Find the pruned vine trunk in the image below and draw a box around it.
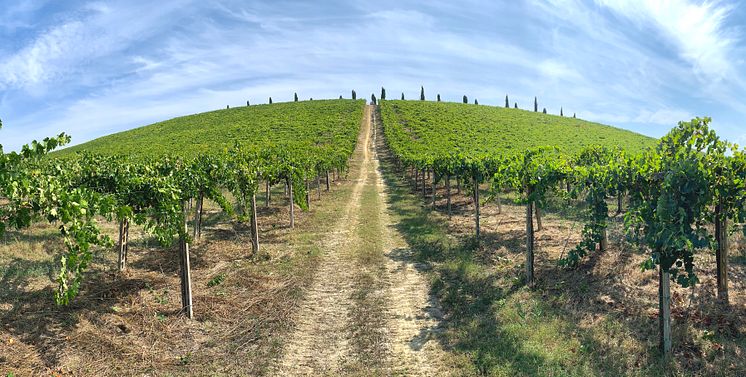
[251,193,259,255]
[305,180,311,209]
[180,202,194,319]
[659,265,672,360]
[534,205,543,231]
[316,175,321,199]
[288,178,295,229]
[325,171,330,191]
[599,228,608,252]
[715,201,729,304]
[474,176,480,240]
[446,174,452,217]
[617,193,623,214]
[421,169,426,199]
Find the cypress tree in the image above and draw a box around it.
[437,94,441,102]
[294,92,298,102]
[542,108,547,114]
[310,98,313,101]
[371,93,377,105]
[560,107,564,116]
[514,102,518,109]
[339,95,343,99]
[246,100,250,106]
[463,95,468,104]
[420,86,425,101]
[401,92,405,100]
[534,97,538,112]
[269,97,273,104]
[505,95,509,108]
[474,98,478,105]
[573,113,576,118]
[352,90,357,100]
[381,87,386,100]
[227,105,230,109]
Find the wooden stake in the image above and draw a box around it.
[251,193,259,255]
[526,196,535,288]
[446,174,452,217]
[193,192,203,241]
[325,171,330,191]
[265,180,271,207]
[474,176,481,240]
[659,265,672,360]
[316,175,321,200]
[180,202,194,319]
[431,170,437,209]
[716,201,729,304]
[534,205,543,231]
[289,179,295,228]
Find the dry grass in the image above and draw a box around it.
[0,179,353,376]
[385,160,746,376]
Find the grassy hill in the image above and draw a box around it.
[379,100,656,156]
[57,99,366,158]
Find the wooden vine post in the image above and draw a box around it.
[474,175,481,240]
[715,200,729,303]
[117,218,130,272]
[431,171,437,209]
[534,205,543,231]
[326,171,331,191]
[421,169,426,199]
[193,192,203,241]
[317,175,321,199]
[446,174,452,217]
[526,188,535,288]
[180,201,194,319]
[288,178,295,228]
[265,180,271,207]
[251,193,259,254]
[658,263,672,359]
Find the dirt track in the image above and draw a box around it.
[275,105,447,375]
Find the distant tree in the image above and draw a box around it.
[534,97,538,112]
[514,102,518,109]
[463,95,468,104]
[437,94,441,102]
[371,93,377,105]
[505,95,509,108]
[474,98,478,105]
[420,86,425,101]
[542,108,547,114]
[269,97,273,104]
[339,95,343,99]
[401,92,405,100]
[560,107,564,116]
[246,100,250,106]
[294,92,298,102]
[573,113,576,118]
[227,105,230,109]
[352,90,357,100]
[310,98,313,100]
[381,87,386,100]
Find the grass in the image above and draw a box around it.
[0,175,357,375]
[55,99,366,158]
[380,100,656,156]
[377,124,745,376]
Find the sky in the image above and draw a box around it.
[0,0,745,151]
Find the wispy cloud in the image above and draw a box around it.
[0,0,744,151]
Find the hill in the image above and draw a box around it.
[379,100,656,157]
[57,99,366,158]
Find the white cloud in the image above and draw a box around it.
[596,0,737,81]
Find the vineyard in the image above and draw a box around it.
[1,96,745,375]
[378,100,746,374]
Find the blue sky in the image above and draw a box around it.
[1,0,745,151]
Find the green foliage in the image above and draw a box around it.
[625,118,721,287]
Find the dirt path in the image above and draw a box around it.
[275,105,447,376]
